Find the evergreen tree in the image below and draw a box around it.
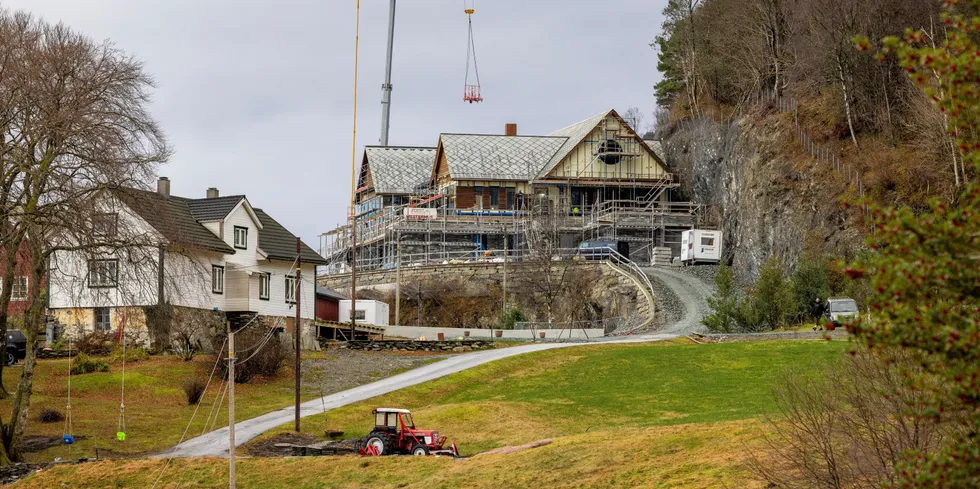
[703,262,739,332]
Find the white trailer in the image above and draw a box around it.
[339,300,390,326]
[680,229,722,265]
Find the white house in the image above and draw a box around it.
[48,177,327,347]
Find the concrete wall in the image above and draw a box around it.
[382,325,604,340]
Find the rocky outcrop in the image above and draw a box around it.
[661,112,863,283]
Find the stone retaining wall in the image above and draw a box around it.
[339,339,496,353]
[318,261,651,324]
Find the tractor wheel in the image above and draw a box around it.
[363,433,392,456]
[5,351,14,366]
[411,444,429,456]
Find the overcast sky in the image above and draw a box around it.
[8,0,668,249]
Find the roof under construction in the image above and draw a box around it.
[362,146,437,195]
[438,133,567,181]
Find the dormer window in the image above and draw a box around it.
[233,226,248,249]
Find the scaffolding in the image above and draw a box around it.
[320,116,711,273]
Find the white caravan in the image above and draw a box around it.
[680,229,722,265]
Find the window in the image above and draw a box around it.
[88,259,118,288]
[700,237,715,246]
[353,310,366,320]
[92,213,118,238]
[285,275,296,303]
[259,272,270,300]
[506,188,515,209]
[9,277,28,301]
[212,266,224,294]
[489,186,499,207]
[473,186,483,209]
[94,307,111,332]
[233,226,248,249]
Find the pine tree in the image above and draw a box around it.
[703,262,739,332]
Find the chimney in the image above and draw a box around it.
[207,187,219,199]
[157,177,170,198]
[505,123,517,136]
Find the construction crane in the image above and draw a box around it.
[378,1,484,146]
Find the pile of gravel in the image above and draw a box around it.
[675,264,719,285]
[648,275,684,330]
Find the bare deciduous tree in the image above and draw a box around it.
[0,10,169,463]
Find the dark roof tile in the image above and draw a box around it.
[253,209,327,265]
[113,189,236,254]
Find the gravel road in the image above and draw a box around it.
[644,266,716,335]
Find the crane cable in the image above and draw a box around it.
[464,10,481,90]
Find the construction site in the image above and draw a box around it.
[319,110,707,274]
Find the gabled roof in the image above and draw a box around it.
[253,208,328,265]
[113,189,236,254]
[362,146,436,195]
[186,195,245,222]
[315,286,348,300]
[535,110,611,179]
[437,134,567,181]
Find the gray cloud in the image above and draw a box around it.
[6,0,667,246]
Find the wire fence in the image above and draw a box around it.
[515,317,625,336]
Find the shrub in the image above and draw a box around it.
[788,254,832,324]
[108,346,150,364]
[746,257,795,331]
[183,378,206,405]
[703,263,740,333]
[38,408,65,423]
[213,327,290,384]
[498,308,527,330]
[74,330,113,354]
[70,353,109,375]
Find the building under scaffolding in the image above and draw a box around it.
[320,109,706,273]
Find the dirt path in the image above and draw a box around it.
[643,266,715,335]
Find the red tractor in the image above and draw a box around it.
[358,408,458,457]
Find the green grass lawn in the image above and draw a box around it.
[256,339,848,455]
[15,339,849,489]
[0,355,323,462]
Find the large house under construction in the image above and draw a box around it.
[320,109,700,272]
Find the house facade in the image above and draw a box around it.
[48,178,326,346]
[1,242,37,317]
[320,109,697,271]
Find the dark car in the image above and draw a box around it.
[6,330,26,366]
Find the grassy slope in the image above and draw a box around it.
[0,355,322,461]
[14,339,848,488]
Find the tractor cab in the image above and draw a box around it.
[374,408,414,433]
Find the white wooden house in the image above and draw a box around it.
[48,177,326,346]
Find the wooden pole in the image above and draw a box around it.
[348,0,361,342]
[295,237,302,432]
[227,323,236,489]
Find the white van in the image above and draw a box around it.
[680,229,722,265]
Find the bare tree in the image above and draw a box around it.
[0,10,169,463]
[623,107,646,135]
[751,349,961,488]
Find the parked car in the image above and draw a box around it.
[6,330,26,366]
[826,297,859,327]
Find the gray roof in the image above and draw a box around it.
[536,110,610,178]
[439,134,568,181]
[643,139,665,162]
[315,286,348,300]
[253,208,328,265]
[364,146,436,194]
[114,189,236,254]
[186,195,246,222]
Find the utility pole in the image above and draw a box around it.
[227,322,236,489]
[395,232,400,325]
[348,0,361,342]
[294,237,302,433]
[379,0,397,146]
